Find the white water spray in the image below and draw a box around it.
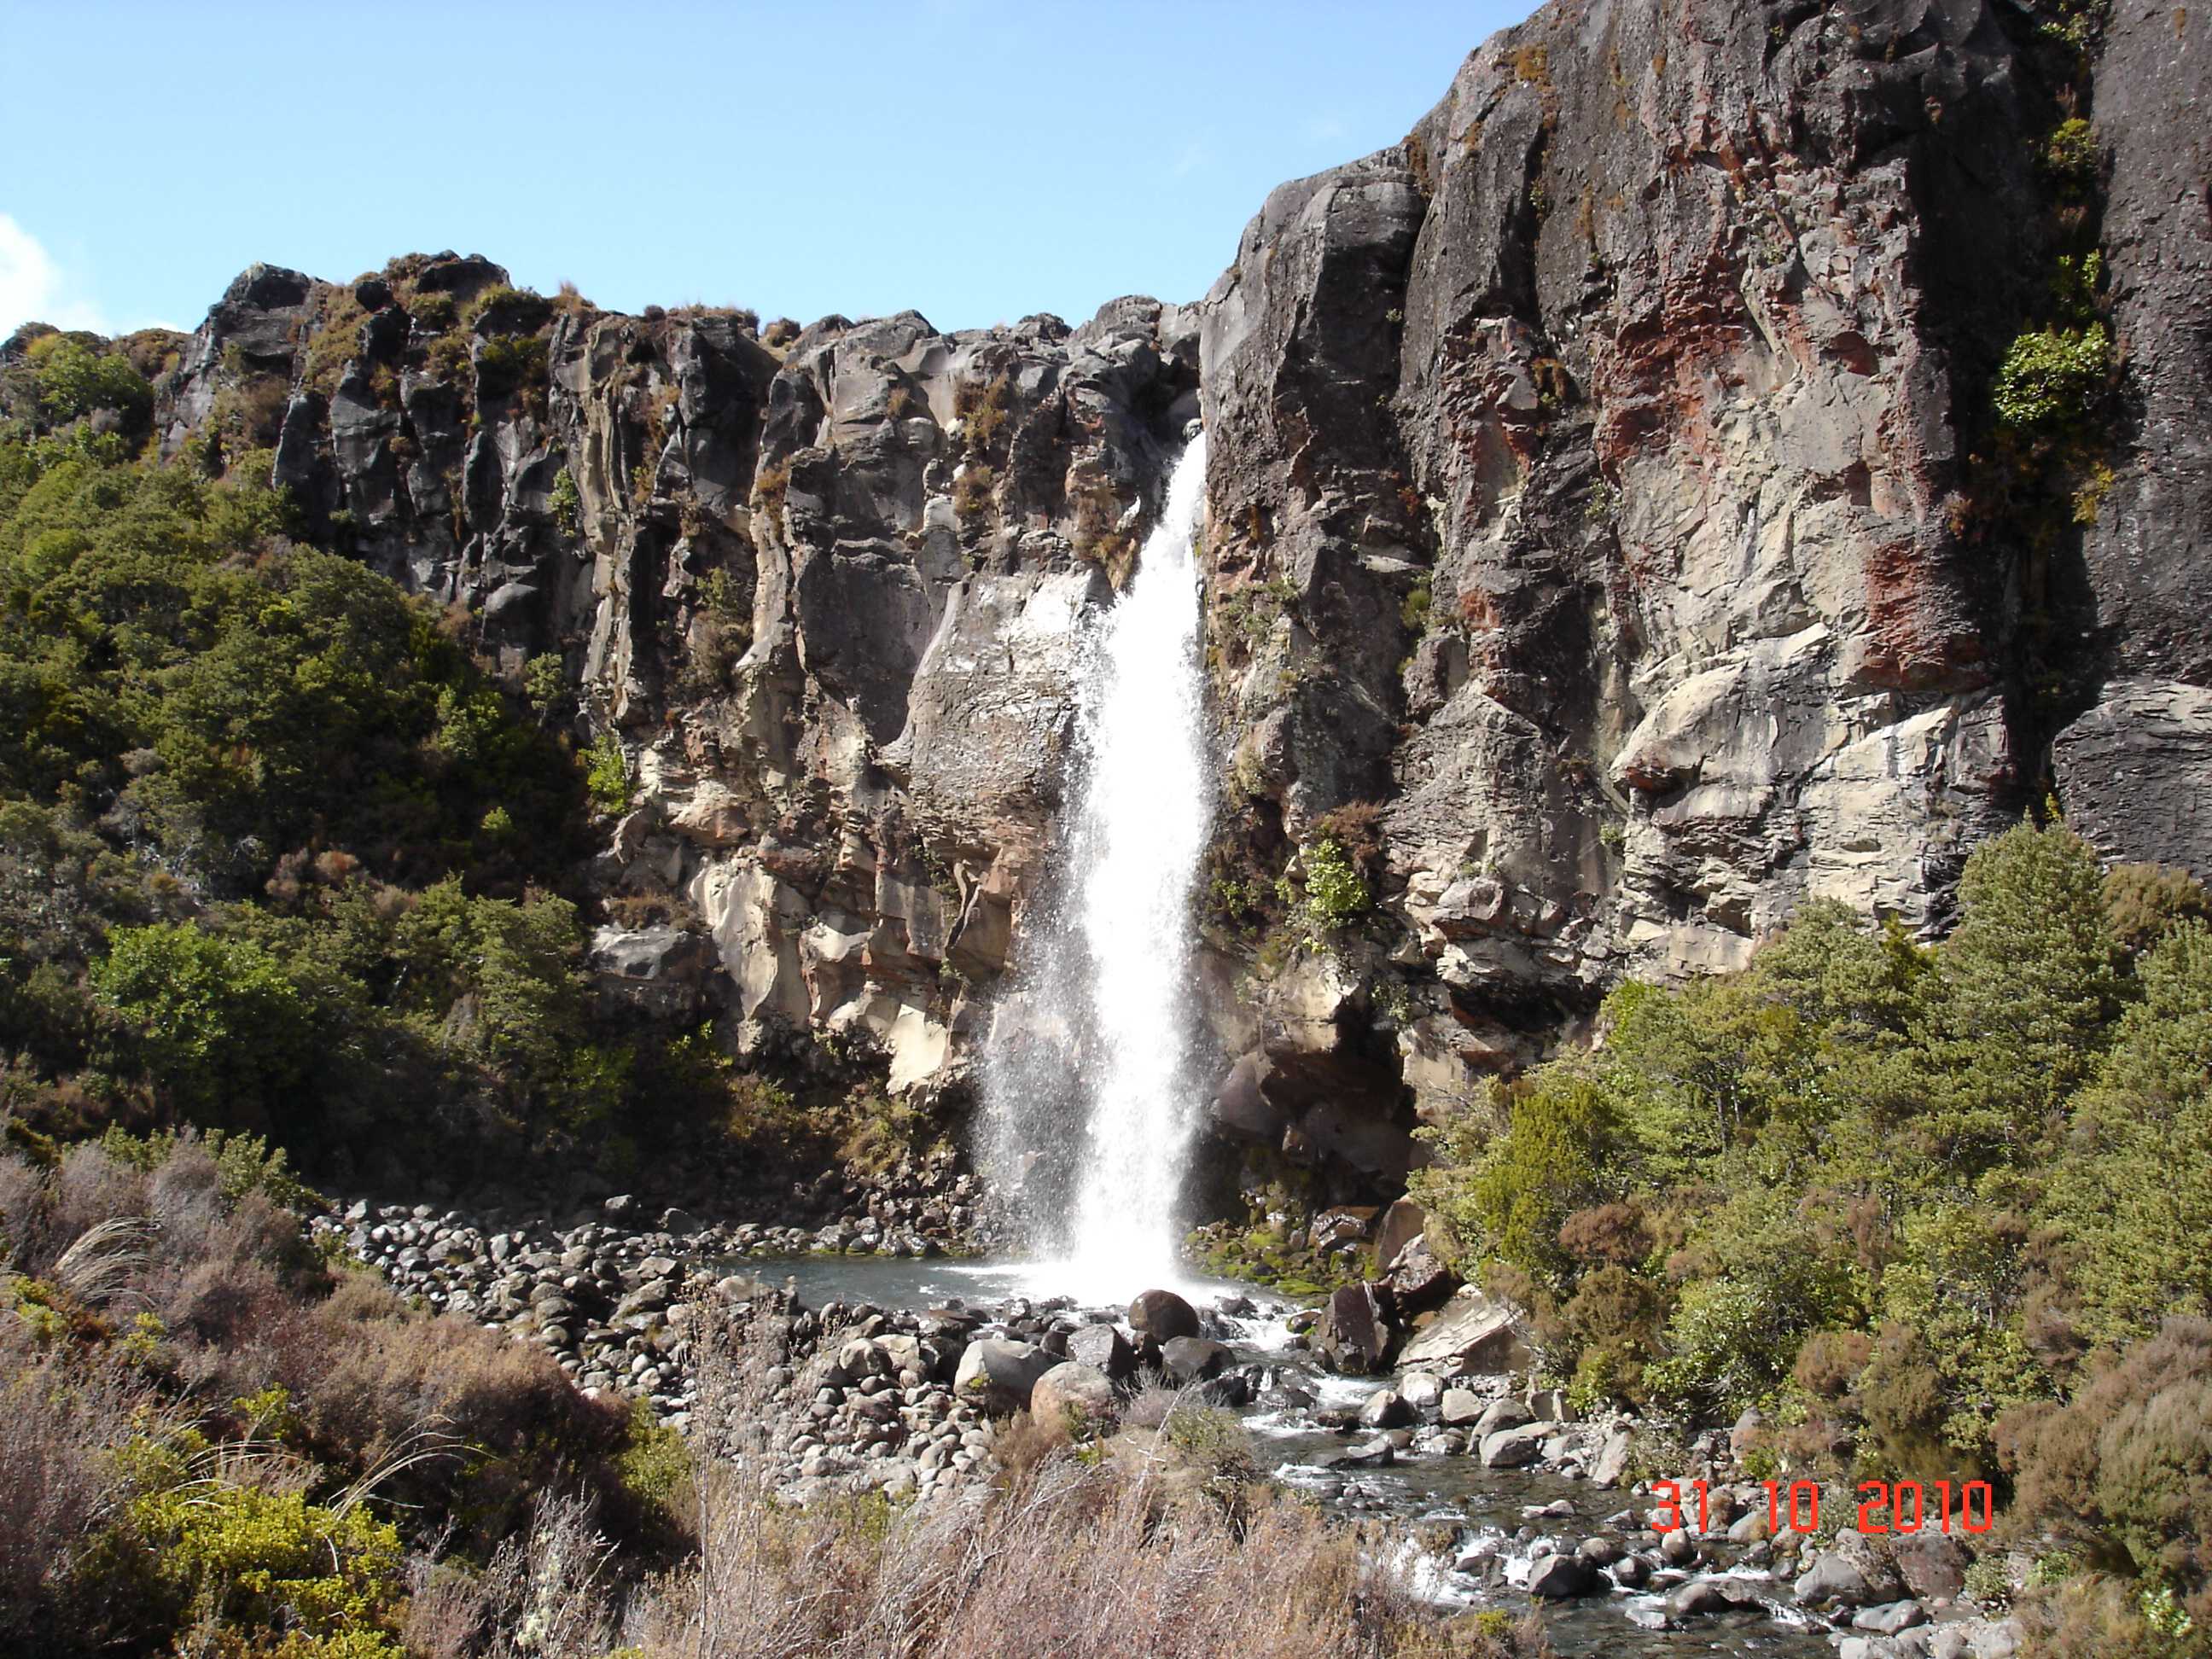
[981,434,1214,1303]
[1064,432,1212,1291]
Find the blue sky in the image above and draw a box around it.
[1,1,1533,339]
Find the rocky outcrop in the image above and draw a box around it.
[2051,0,2212,871]
[115,0,2212,1201]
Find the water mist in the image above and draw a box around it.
[981,434,1213,1302]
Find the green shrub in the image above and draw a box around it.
[476,332,549,405]
[26,334,153,430]
[407,290,457,331]
[2046,923,2212,1348]
[583,731,631,812]
[550,464,581,535]
[1415,1075,1620,1288]
[108,1479,407,1654]
[2041,118,2100,193]
[92,925,318,1130]
[2103,864,2210,957]
[617,1399,696,1524]
[96,1125,323,1212]
[1400,579,1432,631]
[1299,837,1370,929]
[1994,324,2110,430]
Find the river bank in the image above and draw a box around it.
[324,1200,2030,1659]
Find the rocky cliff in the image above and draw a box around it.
[47,0,2209,1207]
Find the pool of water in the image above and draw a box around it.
[738,1254,1839,1658]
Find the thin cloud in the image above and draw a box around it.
[0,216,177,338]
[1305,114,1348,144]
[1170,136,1214,179]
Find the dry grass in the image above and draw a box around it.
[607,1336,1474,1659]
[0,1139,1546,1659]
[622,1452,1431,1659]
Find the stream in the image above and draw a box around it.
[748,1254,1840,1658]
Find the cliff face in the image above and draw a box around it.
[105,0,2209,1200]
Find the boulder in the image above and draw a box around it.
[1589,1428,1633,1487]
[1796,1552,1874,1609]
[1399,1370,1443,1409]
[1394,1289,1526,1373]
[1890,1529,1969,1603]
[1479,1428,1541,1468]
[1161,1336,1232,1385]
[1670,1579,1733,1617]
[1371,1196,1427,1275]
[1029,1361,1118,1433]
[1066,1322,1137,1381]
[1126,1289,1201,1344]
[952,1338,1054,1415]
[1729,1406,1765,1458]
[1526,1553,1599,1598]
[1326,1435,1395,1469]
[1854,1601,1929,1636]
[1309,1204,1382,1252]
[1313,1282,1392,1373]
[1358,1389,1414,1429]
[1380,1235,1460,1314]
[1472,1397,1533,1436]
[1437,1387,1487,1428]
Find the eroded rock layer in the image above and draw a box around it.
[79,0,2212,1196]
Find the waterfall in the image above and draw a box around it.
[981,433,1213,1302]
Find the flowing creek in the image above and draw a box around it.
[748,1254,1839,1659]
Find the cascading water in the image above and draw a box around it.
[981,432,1213,1302]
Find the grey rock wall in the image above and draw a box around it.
[113,0,2211,1199]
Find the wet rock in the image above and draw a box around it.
[1478,1428,1540,1468]
[1161,1336,1232,1385]
[1309,1205,1381,1252]
[1313,1283,1391,1374]
[1380,1235,1459,1314]
[1357,1389,1413,1429]
[1126,1289,1201,1344]
[1669,1579,1730,1617]
[1399,1371,1443,1410]
[1526,1553,1599,1598]
[1325,1435,1395,1469]
[1437,1387,1486,1428]
[1796,1552,1873,1608]
[1854,1600,1929,1635]
[1471,1397,1532,1436]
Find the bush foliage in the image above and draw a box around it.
[1412,822,2212,1615]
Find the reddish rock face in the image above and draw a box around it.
[77,0,2207,1195]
